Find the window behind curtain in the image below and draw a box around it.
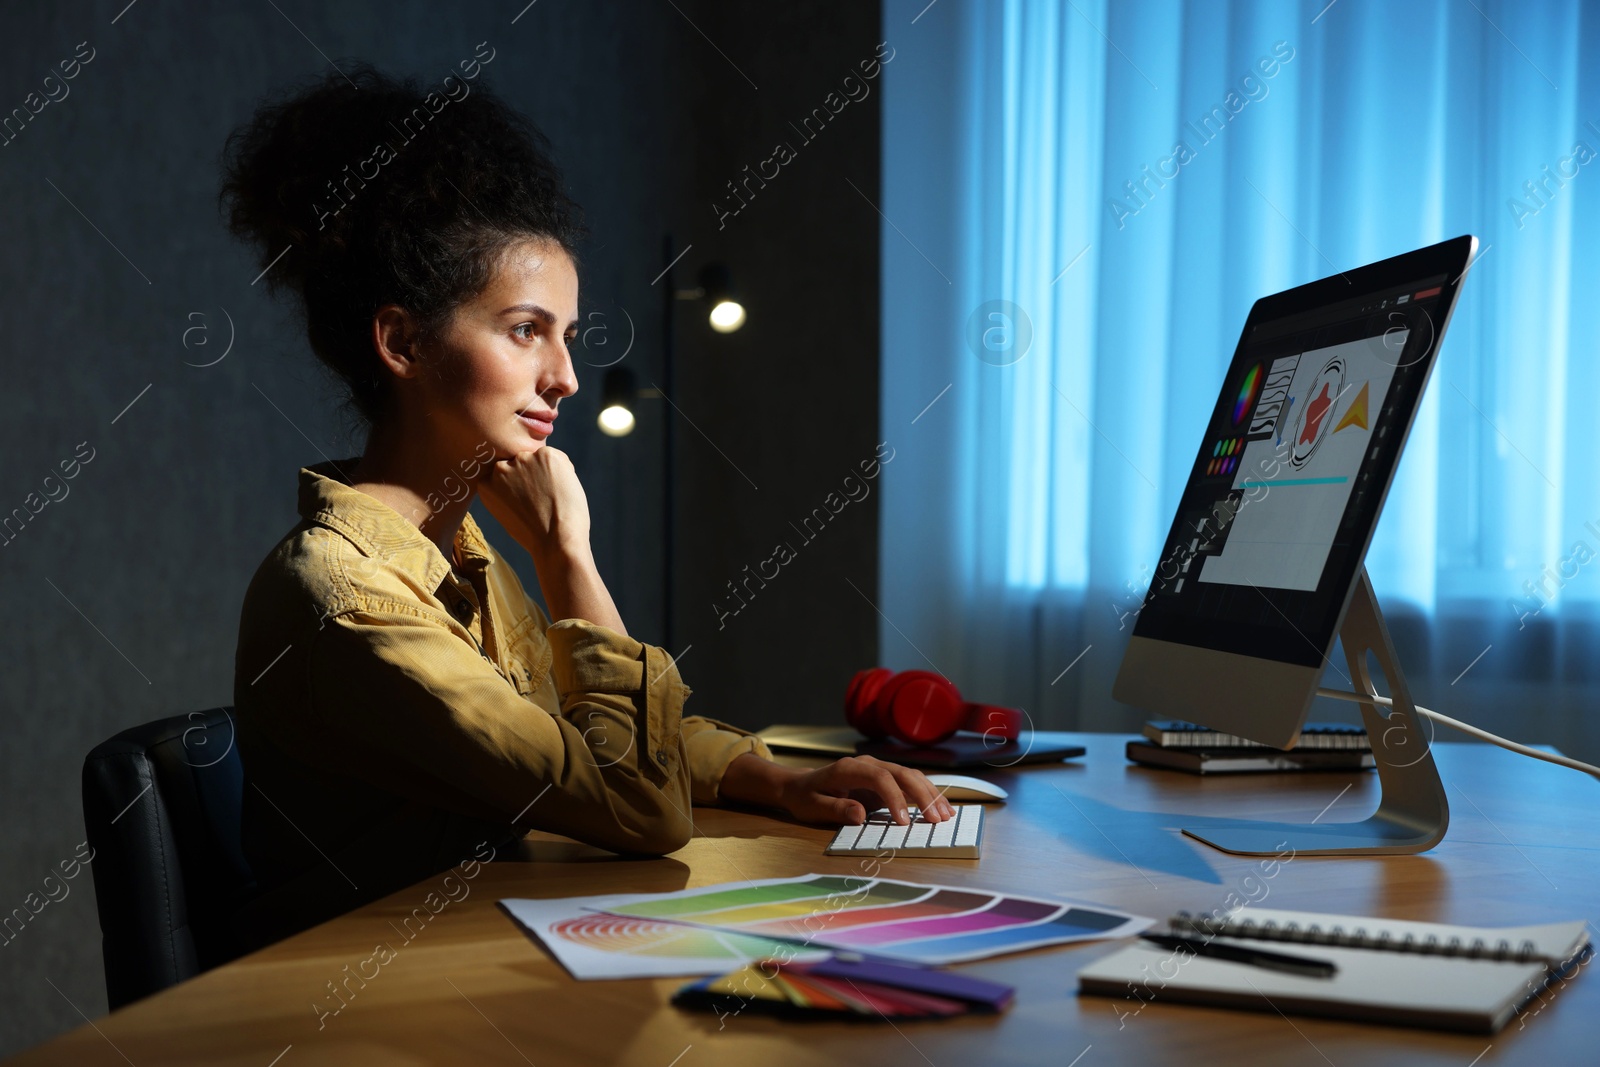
[880,0,1600,761]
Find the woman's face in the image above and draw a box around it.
[421,237,580,461]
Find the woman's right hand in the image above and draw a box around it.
[774,755,956,826]
[477,447,592,559]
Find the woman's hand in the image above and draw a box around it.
[477,447,592,559]
[720,753,957,826]
[478,448,625,634]
[781,756,957,826]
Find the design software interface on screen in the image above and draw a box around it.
[1131,274,1450,668]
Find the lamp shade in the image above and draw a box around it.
[599,366,637,437]
[699,263,746,333]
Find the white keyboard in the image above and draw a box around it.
[824,804,985,858]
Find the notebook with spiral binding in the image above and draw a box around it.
[1078,906,1591,1034]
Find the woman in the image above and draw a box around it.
[220,64,951,942]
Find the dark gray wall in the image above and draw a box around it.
[673,3,883,730]
[0,1,880,1057]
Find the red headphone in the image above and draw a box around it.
[844,668,1025,746]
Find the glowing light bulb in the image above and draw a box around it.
[708,300,747,333]
[598,404,636,437]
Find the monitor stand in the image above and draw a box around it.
[1181,567,1449,857]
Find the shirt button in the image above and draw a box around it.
[655,752,668,766]
[454,600,472,619]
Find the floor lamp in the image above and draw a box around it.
[599,235,743,651]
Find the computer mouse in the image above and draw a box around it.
[924,773,1009,803]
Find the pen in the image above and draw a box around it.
[1139,933,1338,978]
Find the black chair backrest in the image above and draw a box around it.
[81,708,257,1009]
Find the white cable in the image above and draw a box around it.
[1313,686,1600,780]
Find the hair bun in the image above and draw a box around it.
[220,62,383,291]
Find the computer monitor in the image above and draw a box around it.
[1112,235,1478,856]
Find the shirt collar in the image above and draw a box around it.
[298,456,494,594]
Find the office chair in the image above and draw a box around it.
[81,707,259,1010]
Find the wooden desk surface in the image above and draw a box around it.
[10,735,1599,1066]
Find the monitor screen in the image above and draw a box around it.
[1128,238,1474,669]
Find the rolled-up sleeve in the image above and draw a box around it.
[681,713,774,805]
[305,607,694,856]
[515,585,775,807]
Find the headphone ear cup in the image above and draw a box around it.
[879,670,964,745]
[867,669,916,738]
[964,703,1024,741]
[845,668,893,737]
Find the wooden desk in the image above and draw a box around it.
[10,735,1598,1065]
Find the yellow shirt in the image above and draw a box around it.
[232,457,772,940]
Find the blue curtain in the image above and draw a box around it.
[880,0,1600,761]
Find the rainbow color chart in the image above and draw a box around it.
[500,889,835,980]
[502,876,1148,979]
[601,875,1146,967]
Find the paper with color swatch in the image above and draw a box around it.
[498,890,833,980]
[501,874,1149,979]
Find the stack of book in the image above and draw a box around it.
[1127,720,1374,775]
[674,953,1015,1020]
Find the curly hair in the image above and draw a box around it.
[218,60,586,429]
